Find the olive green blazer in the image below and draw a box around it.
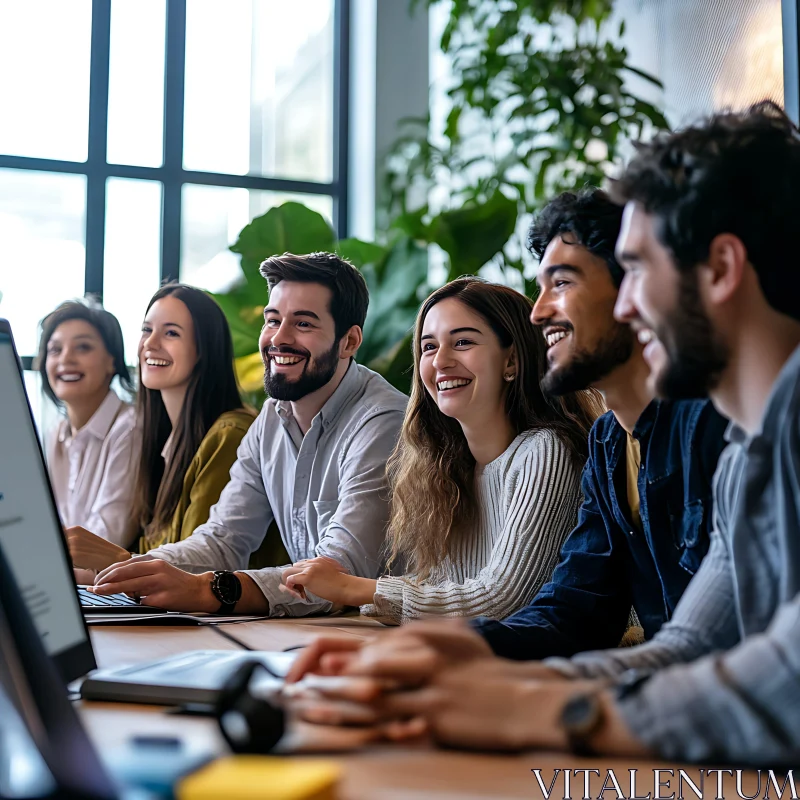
[139,409,255,552]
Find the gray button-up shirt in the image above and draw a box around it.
[147,361,407,616]
[546,342,800,765]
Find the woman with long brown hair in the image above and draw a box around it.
[280,276,604,622]
[66,283,255,572]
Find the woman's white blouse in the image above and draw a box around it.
[47,391,140,548]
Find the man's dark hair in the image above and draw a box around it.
[259,252,369,340]
[528,188,625,287]
[610,100,800,320]
[37,300,133,407]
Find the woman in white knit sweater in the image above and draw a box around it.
[280,277,603,622]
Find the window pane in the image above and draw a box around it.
[23,370,60,446]
[180,184,333,292]
[0,2,92,161]
[183,0,334,181]
[617,0,783,127]
[103,179,163,366]
[107,0,167,167]
[0,170,86,356]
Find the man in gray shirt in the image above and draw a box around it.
[284,103,800,765]
[89,253,407,616]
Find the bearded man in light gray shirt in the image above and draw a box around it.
[84,252,407,617]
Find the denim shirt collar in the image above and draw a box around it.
[632,398,660,441]
[595,399,659,446]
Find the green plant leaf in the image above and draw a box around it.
[207,288,264,360]
[230,202,336,296]
[391,207,430,240]
[623,64,665,89]
[445,105,462,141]
[428,190,517,279]
[335,238,387,270]
[359,237,428,365]
[367,331,415,395]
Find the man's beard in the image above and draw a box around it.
[541,322,635,396]
[263,343,340,401]
[653,271,728,400]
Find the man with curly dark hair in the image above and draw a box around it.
[472,187,728,659]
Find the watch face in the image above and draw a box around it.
[214,572,242,604]
[562,694,601,735]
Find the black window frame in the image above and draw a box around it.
[3,0,350,366]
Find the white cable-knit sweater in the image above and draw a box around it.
[364,428,583,623]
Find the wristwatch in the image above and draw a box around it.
[561,671,652,755]
[210,571,242,614]
[560,692,604,756]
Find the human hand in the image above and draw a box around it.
[290,658,580,751]
[285,619,571,733]
[381,668,650,756]
[65,525,131,571]
[91,557,218,612]
[285,619,499,726]
[287,618,494,685]
[285,637,365,683]
[378,660,579,751]
[280,557,375,606]
[74,567,98,585]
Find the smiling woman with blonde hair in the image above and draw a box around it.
[281,276,604,622]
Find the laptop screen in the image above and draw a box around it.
[0,325,94,679]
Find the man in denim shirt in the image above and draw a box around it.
[474,189,728,659]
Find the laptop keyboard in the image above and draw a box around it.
[77,587,140,607]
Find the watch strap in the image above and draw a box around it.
[216,599,237,615]
[561,691,604,756]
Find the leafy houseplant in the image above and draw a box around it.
[212,202,428,403]
[386,0,668,294]
[215,1,668,399]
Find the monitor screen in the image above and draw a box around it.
[0,540,117,800]
[0,323,95,680]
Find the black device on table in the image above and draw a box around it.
[0,537,212,799]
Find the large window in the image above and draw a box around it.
[0,0,349,365]
[614,0,784,127]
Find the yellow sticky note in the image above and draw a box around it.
[176,756,340,800]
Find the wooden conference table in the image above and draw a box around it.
[80,616,763,799]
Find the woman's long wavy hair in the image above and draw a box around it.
[131,284,245,537]
[386,277,604,581]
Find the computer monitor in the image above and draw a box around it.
[0,539,118,800]
[0,536,213,800]
[0,319,96,682]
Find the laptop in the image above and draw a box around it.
[0,318,167,619]
[0,318,295,703]
[0,539,211,799]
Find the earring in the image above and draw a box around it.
[504,373,515,382]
